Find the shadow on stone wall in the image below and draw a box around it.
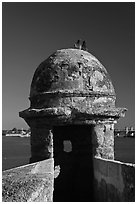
[93,157,135,202]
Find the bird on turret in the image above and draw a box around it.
[74,40,88,51]
[74,39,82,49]
[82,40,88,51]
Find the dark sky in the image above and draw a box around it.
[2,2,135,130]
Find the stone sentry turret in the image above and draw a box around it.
[20,45,126,178]
[19,42,127,201]
[19,41,126,163]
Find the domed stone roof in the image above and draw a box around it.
[19,48,127,124]
[30,49,115,98]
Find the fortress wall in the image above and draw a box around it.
[2,157,135,202]
[93,157,135,201]
[2,158,54,202]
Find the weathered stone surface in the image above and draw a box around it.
[30,49,115,99]
[93,157,135,202]
[29,126,53,163]
[19,107,126,125]
[122,162,135,201]
[2,159,54,202]
[27,48,118,118]
[92,123,114,159]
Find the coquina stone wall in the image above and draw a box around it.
[93,157,135,202]
[2,159,54,202]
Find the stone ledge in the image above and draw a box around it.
[2,159,54,202]
[19,106,127,120]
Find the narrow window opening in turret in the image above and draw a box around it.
[63,140,72,152]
